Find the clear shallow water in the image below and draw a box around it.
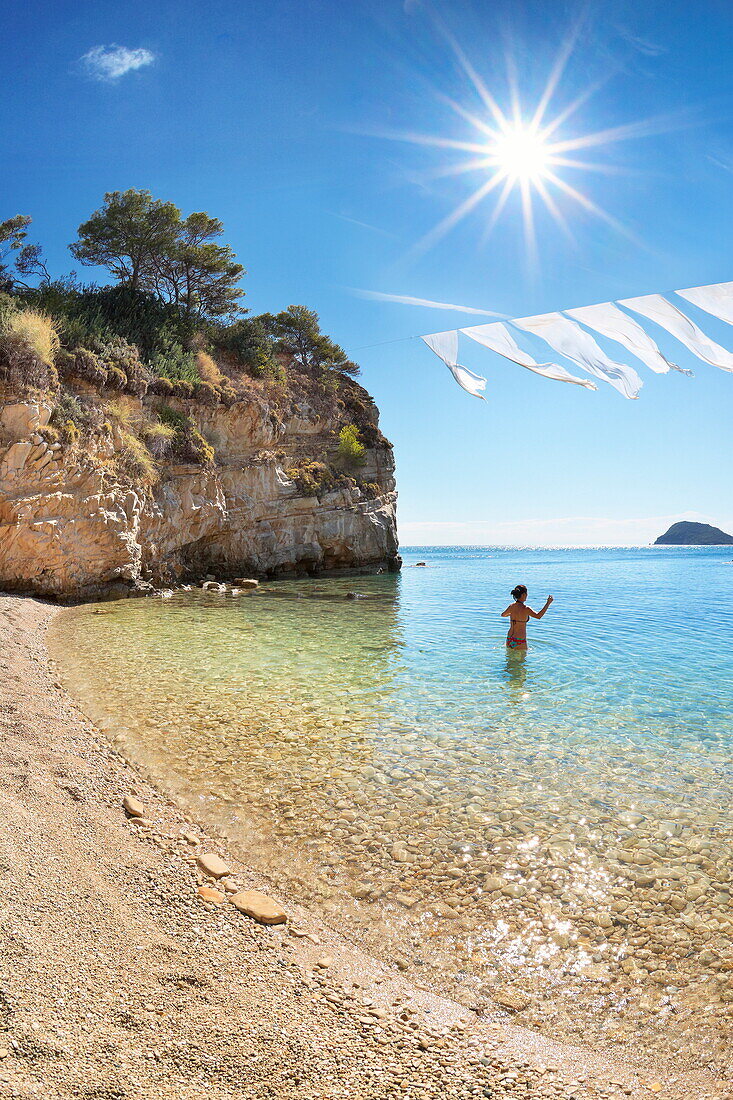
[49,547,733,1066]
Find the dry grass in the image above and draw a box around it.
[104,398,137,429]
[196,351,224,387]
[4,309,60,365]
[118,429,158,485]
[142,419,176,459]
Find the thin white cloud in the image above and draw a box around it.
[616,28,667,58]
[80,45,156,83]
[399,512,733,548]
[351,288,506,318]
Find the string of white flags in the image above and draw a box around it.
[420,280,733,400]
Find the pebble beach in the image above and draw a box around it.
[0,591,728,1099]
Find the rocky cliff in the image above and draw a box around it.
[0,381,400,598]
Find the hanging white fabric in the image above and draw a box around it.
[565,301,691,376]
[676,281,733,327]
[420,331,487,400]
[620,293,733,374]
[512,312,642,398]
[461,322,596,389]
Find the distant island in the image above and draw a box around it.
[654,521,733,545]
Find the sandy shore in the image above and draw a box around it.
[0,594,725,1100]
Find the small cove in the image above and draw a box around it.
[48,546,733,1069]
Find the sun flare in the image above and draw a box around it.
[488,124,553,183]
[383,25,662,265]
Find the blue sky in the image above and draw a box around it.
[4,0,733,544]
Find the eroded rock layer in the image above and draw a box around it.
[0,388,399,597]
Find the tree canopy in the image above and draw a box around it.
[70,189,245,320]
[0,216,49,292]
[259,305,360,377]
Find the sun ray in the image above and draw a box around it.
[530,16,586,131]
[440,26,509,131]
[377,29,681,266]
[479,175,515,247]
[533,177,576,245]
[543,170,643,245]
[410,173,509,258]
[519,178,539,274]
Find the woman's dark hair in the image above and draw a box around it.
[511,585,527,601]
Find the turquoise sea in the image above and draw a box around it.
[49,546,733,1063]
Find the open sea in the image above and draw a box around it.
[49,546,733,1064]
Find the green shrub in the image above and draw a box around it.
[148,376,174,397]
[0,292,17,330]
[50,391,104,440]
[219,385,238,407]
[334,424,366,470]
[105,365,127,390]
[150,341,198,383]
[193,380,219,405]
[287,461,336,498]
[0,332,58,391]
[157,404,215,465]
[172,380,193,399]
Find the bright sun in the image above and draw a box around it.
[488,124,552,182]
[385,27,653,263]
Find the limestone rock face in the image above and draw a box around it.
[0,385,399,598]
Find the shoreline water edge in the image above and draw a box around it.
[0,591,727,1098]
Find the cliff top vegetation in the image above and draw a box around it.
[0,190,386,488]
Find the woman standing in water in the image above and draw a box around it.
[502,585,553,652]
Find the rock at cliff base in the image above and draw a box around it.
[230,889,287,925]
[197,853,231,879]
[122,795,145,818]
[233,578,259,589]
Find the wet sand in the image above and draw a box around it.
[0,593,725,1099]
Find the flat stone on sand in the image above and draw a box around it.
[231,889,287,925]
[197,886,225,905]
[197,852,231,879]
[122,795,145,818]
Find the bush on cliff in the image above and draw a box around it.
[5,308,59,364]
[157,405,215,465]
[142,418,176,459]
[118,429,158,485]
[0,307,60,391]
[287,461,336,498]
[50,392,105,443]
[334,424,366,470]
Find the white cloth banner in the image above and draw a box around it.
[512,312,642,399]
[461,322,596,389]
[565,300,691,376]
[420,331,487,400]
[676,281,733,327]
[620,293,733,374]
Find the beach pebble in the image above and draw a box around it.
[122,795,146,818]
[316,955,334,969]
[196,852,231,879]
[197,886,225,905]
[230,889,287,925]
[490,988,531,1012]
